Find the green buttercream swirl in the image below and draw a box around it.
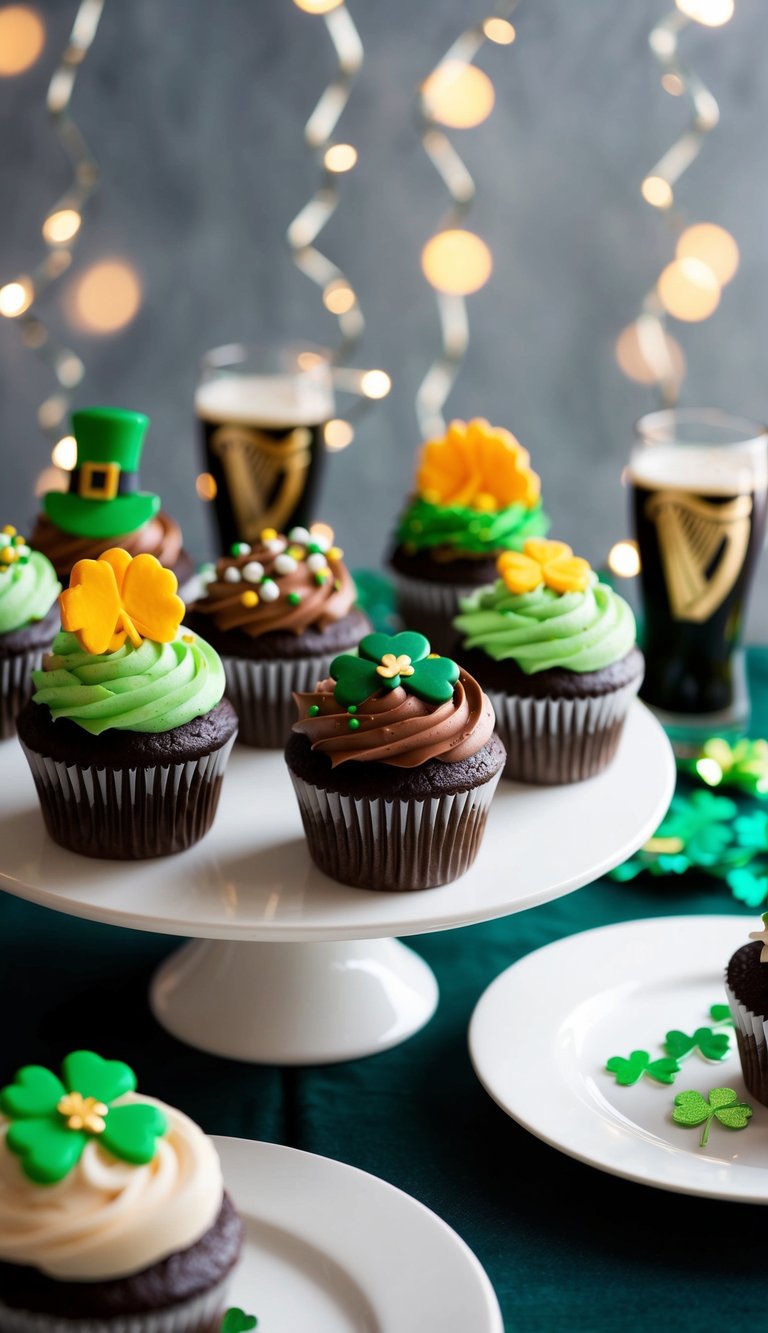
[32,629,225,735]
[396,496,550,556]
[0,551,60,636]
[455,575,636,674]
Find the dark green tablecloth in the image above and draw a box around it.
[4,651,768,1332]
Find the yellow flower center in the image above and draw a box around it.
[57,1091,108,1134]
[376,653,415,680]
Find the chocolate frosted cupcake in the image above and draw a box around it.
[0,1049,242,1331]
[286,629,505,891]
[725,914,768,1106]
[16,548,237,858]
[455,539,644,784]
[187,523,370,748]
[0,525,61,740]
[389,418,549,655]
[31,407,194,590]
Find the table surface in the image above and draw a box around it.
[3,652,766,1333]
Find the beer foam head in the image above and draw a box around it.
[630,443,768,495]
[195,373,334,428]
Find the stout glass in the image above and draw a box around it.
[196,343,335,552]
[630,408,768,731]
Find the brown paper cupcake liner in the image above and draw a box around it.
[0,1274,233,1333]
[20,736,236,860]
[724,979,768,1106]
[223,653,335,748]
[289,769,501,891]
[0,646,50,741]
[487,678,641,784]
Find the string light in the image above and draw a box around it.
[195,473,218,501]
[323,143,357,173]
[324,419,355,450]
[0,5,45,76]
[416,2,518,437]
[360,370,391,400]
[0,0,106,448]
[70,259,142,333]
[608,540,642,579]
[51,435,77,470]
[616,3,735,402]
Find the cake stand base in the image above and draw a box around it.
[149,937,439,1065]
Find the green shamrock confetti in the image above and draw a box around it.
[687,737,768,798]
[330,632,460,708]
[672,1087,753,1147]
[709,1004,734,1027]
[605,1050,681,1086]
[220,1310,258,1332]
[727,866,768,908]
[664,1028,730,1063]
[0,1051,167,1185]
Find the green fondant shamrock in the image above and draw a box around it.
[709,1004,734,1027]
[605,1050,680,1087]
[672,1087,753,1147]
[220,1310,258,1332]
[0,1051,168,1185]
[330,631,459,708]
[664,1028,730,1063]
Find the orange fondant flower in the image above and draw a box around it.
[60,549,184,655]
[416,418,541,512]
[498,539,592,596]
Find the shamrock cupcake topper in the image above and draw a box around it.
[0,1050,168,1184]
[0,524,31,572]
[498,538,593,596]
[749,912,768,962]
[60,548,185,655]
[331,632,460,708]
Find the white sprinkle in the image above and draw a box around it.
[243,560,265,582]
[223,566,242,583]
[274,553,298,575]
[289,526,311,545]
[306,552,328,573]
[260,579,280,601]
[264,538,286,555]
[0,535,9,548]
[15,545,31,558]
[310,533,330,552]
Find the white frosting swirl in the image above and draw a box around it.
[0,1094,223,1281]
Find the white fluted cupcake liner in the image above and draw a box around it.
[0,1272,232,1333]
[289,768,501,891]
[390,572,480,656]
[20,736,236,859]
[0,646,50,740]
[487,676,642,784]
[223,652,336,748]
[724,979,768,1106]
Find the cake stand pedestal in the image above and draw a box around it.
[0,702,674,1065]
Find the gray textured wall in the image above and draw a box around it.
[2,0,767,630]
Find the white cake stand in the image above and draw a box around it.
[0,702,674,1065]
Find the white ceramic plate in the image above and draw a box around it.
[0,701,673,942]
[215,1136,503,1332]
[469,915,768,1203]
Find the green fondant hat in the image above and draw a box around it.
[44,407,161,540]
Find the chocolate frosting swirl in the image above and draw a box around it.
[293,670,495,768]
[190,531,356,638]
[31,512,184,583]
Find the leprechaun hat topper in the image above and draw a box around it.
[44,407,161,540]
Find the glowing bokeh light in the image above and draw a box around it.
[421,229,493,296]
[0,278,33,317]
[641,175,673,209]
[657,257,721,322]
[661,72,685,96]
[483,17,515,44]
[51,435,76,470]
[42,209,82,245]
[292,0,343,12]
[675,0,734,26]
[323,281,356,315]
[38,394,67,430]
[422,61,495,129]
[310,521,335,544]
[608,540,642,579]
[615,321,686,386]
[676,222,739,286]
[360,370,391,400]
[70,260,142,333]
[324,143,358,173]
[0,5,44,76]
[35,466,67,497]
[696,757,723,786]
[195,473,218,501]
[325,419,354,450]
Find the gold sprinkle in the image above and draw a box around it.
[376,652,415,680]
[327,546,344,561]
[1,525,17,537]
[57,1092,108,1135]
[182,633,195,644]
[427,653,440,659]
[240,590,259,608]
[260,527,278,541]
[287,545,304,560]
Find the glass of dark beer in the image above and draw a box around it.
[630,408,768,736]
[196,343,336,552]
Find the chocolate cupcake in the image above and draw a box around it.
[31,407,195,591]
[0,1049,242,1331]
[0,525,61,740]
[16,548,237,859]
[725,914,768,1106]
[455,539,644,784]
[187,523,370,748]
[389,418,549,655]
[286,629,505,891]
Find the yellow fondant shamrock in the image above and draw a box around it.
[417,418,541,513]
[60,549,185,655]
[498,539,592,595]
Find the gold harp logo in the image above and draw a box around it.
[210,424,313,541]
[645,489,752,623]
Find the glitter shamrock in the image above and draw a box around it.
[497,539,592,596]
[672,1087,753,1147]
[60,549,184,655]
[0,1051,168,1185]
[605,1050,680,1086]
[663,1028,730,1063]
[330,632,460,708]
[220,1310,258,1332]
[692,737,768,798]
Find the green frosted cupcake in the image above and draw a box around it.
[0,525,61,740]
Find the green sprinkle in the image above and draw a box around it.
[348,718,361,730]
[334,579,342,591]
[309,705,320,717]
[306,542,323,555]
[347,705,357,713]
[287,591,302,606]
[230,541,251,556]
[314,572,329,586]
